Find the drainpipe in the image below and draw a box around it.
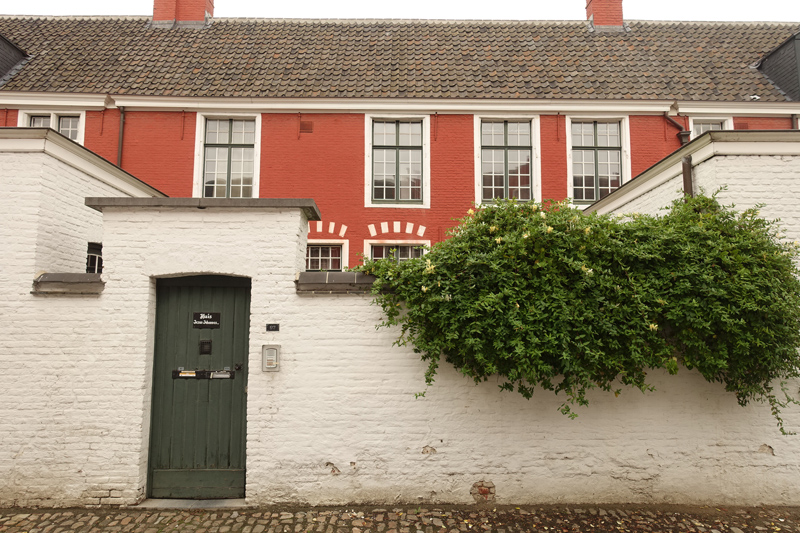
[117,106,126,167]
[682,155,694,198]
[665,112,691,145]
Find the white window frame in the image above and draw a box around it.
[473,115,541,205]
[306,239,349,271]
[193,112,262,198]
[364,114,431,209]
[364,239,431,261]
[18,110,86,144]
[566,115,632,209]
[689,116,734,139]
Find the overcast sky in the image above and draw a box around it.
[2,0,798,21]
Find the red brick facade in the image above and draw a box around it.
[7,108,797,267]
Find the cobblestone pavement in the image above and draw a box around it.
[1,505,800,533]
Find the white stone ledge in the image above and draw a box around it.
[32,273,105,295]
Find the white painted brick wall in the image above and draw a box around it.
[598,155,800,244]
[3,151,800,507]
[0,151,152,507]
[104,202,800,507]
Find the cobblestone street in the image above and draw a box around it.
[1,505,799,533]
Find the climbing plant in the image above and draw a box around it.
[356,194,800,433]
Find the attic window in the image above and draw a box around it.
[21,111,85,143]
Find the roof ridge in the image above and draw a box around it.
[0,15,796,25]
[0,14,150,20]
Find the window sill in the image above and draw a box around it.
[32,273,105,295]
[295,271,375,294]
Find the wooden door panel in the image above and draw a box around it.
[149,276,250,499]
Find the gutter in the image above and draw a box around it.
[664,112,691,145]
[117,106,125,167]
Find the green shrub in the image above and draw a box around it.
[356,194,800,433]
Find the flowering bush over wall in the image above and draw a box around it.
[357,195,800,432]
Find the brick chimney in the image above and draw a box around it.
[153,0,214,26]
[586,0,624,28]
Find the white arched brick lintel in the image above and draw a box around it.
[367,221,426,238]
[308,220,348,238]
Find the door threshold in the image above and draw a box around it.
[134,498,249,509]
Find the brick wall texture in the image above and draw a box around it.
[0,151,151,507]
[2,149,800,508]
[28,110,794,267]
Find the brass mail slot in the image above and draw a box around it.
[172,370,235,380]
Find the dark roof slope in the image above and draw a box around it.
[0,16,798,101]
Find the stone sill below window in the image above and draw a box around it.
[32,273,105,295]
[295,272,376,294]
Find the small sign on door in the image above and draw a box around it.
[193,312,221,329]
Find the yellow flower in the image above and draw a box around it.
[584,227,591,235]
[540,212,546,219]
[531,205,538,212]
[424,259,435,274]
[489,225,497,233]
[546,226,553,233]
[421,286,428,292]
[515,302,520,308]
[495,237,502,243]
[467,208,475,215]
[523,233,529,239]
[649,323,658,331]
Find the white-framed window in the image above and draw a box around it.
[364,114,431,209]
[474,115,540,205]
[566,116,631,207]
[689,117,734,139]
[306,240,349,271]
[364,239,430,262]
[19,111,85,144]
[193,113,261,198]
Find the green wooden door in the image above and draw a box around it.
[149,276,250,499]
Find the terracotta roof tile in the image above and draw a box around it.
[0,16,797,101]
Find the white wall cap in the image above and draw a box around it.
[0,128,165,198]
[587,130,800,215]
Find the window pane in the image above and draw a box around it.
[572,122,594,146]
[29,115,50,128]
[204,147,229,198]
[481,122,504,147]
[693,121,724,136]
[398,149,422,200]
[508,149,531,200]
[573,150,595,201]
[306,245,342,271]
[399,121,422,146]
[373,121,395,146]
[597,150,621,199]
[371,245,422,262]
[206,119,229,144]
[507,122,531,146]
[482,149,505,200]
[373,148,396,200]
[597,122,620,147]
[58,116,80,140]
[231,119,255,144]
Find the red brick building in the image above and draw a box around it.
[1,0,798,268]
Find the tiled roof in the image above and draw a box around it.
[0,16,798,101]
